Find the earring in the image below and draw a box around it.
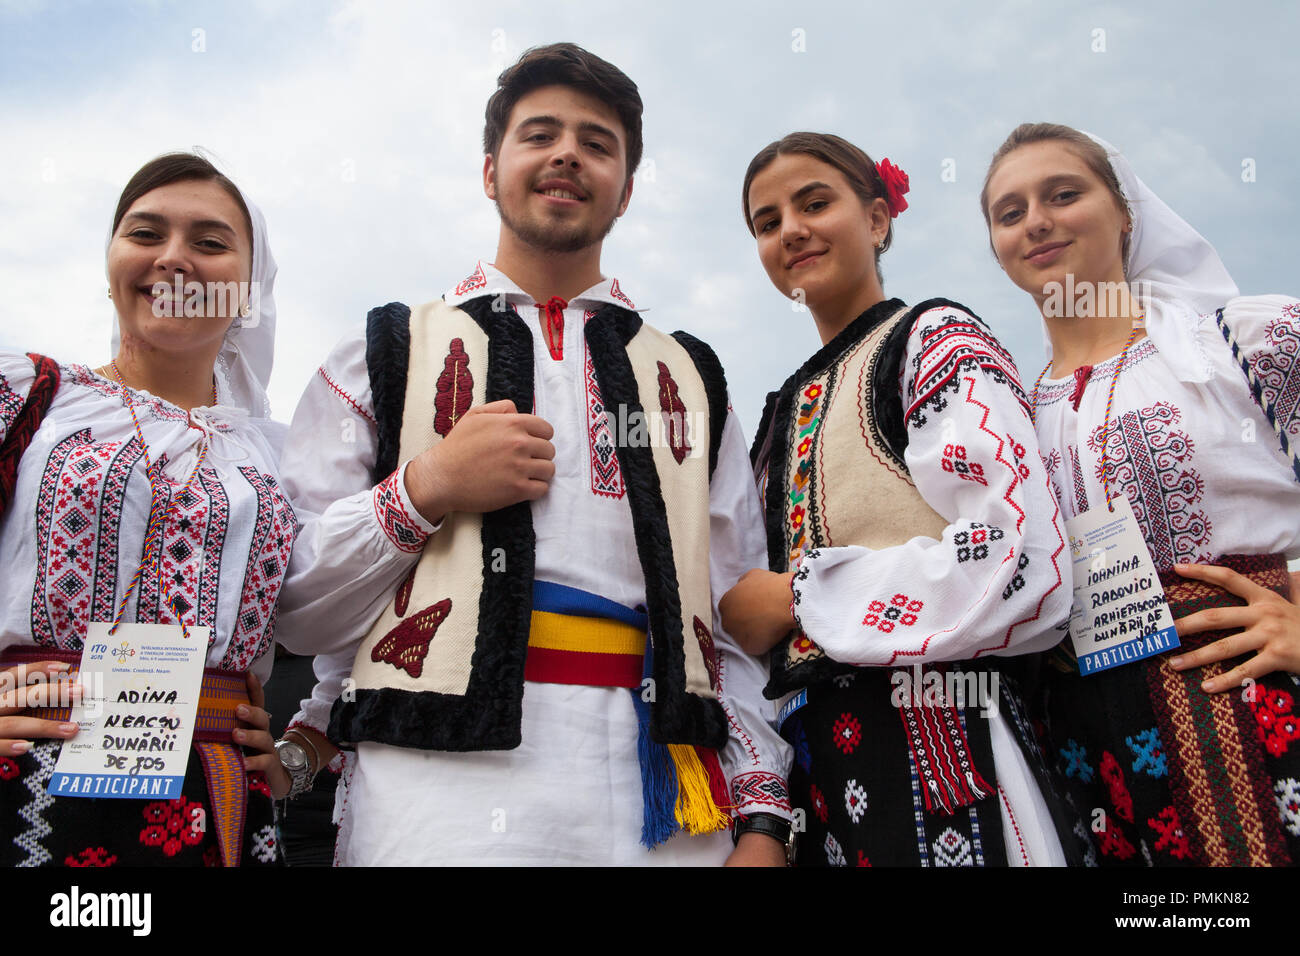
[876,239,885,251]
[107,289,113,300]
[239,303,251,318]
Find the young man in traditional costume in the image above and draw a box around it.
[272,43,794,865]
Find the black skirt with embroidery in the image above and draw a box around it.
[0,742,281,867]
[780,665,1078,866]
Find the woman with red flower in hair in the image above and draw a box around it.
[721,132,1077,866]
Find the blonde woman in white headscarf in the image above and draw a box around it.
[983,124,1300,867]
[0,153,293,866]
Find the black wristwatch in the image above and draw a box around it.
[733,812,797,865]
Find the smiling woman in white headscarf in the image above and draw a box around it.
[0,152,293,866]
[983,124,1300,867]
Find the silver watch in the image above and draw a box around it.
[275,738,315,799]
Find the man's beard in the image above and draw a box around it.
[495,199,619,254]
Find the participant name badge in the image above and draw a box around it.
[1065,496,1179,675]
[49,622,207,799]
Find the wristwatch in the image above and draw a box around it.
[733,812,797,865]
[274,738,315,799]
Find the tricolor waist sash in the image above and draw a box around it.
[521,581,730,847]
[0,645,255,867]
[526,581,647,688]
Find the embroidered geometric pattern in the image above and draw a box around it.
[941,444,986,485]
[1148,804,1192,859]
[31,430,110,648]
[1087,401,1211,568]
[14,740,58,866]
[844,778,868,823]
[1126,726,1169,778]
[0,369,24,435]
[1002,552,1030,600]
[932,827,974,866]
[1059,738,1095,783]
[65,847,118,867]
[1277,778,1300,837]
[1248,302,1300,442]
[148,465,218,636]
[810,783,829,823]
[831,712,862,754]
[824,831,847,866]
[786,381,825,566]
[372,468,428,554]
[318,366,377,425]
[583,313,625,499]
[138,797,205,857]
[608,278,635,310]
[1069,444,1090,514]
[251,824,279,864]
[732,771,792,813]
[1099,750,1135,823]
[221,468,296,671]
[89,438,146,624]
[132,457,172,627]
[862,593,923,633]
[1249,686,1300,758]
[905,311,1027,429]
[453,262,487,297]
[954,523,1004,563]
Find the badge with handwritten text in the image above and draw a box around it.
[1066,496,1179,675]
[48,622,207,799]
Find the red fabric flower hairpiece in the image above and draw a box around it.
[877,158,910,218]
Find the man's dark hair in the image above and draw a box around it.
[483,42,643,180]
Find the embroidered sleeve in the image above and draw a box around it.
[791,306,1070,666]
[0,349,37,444]
[275,332,431,658]
[1229,295,1300,446]
[372,462,435,553]
[709,408,794,821]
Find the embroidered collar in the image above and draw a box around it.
[444,260,640,313]
[1035,338,1160,408]
[791,297,907,383]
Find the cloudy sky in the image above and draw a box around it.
[2,0,1296,436]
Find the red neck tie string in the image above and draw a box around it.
[539,296,568,361]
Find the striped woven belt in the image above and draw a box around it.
[525,581,648,688]
[1,644,253,867]
[1148,552,1293,866]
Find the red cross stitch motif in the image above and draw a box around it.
[941,444,986,485]
[1148,805,1192,860]
[65,847,118,867]
[831,712,862,754]
[1249,686,1300,758]
[1099,750,1135,823]
[139,797,205,857]
[810,783,829,823]
[453,263,487,297]
[862,593,924,633]
[1094,815,1137,860]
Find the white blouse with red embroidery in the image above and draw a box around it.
[785,303,1074,866]
[0,351,296,679]
[1031,295,1300,563]
[274,262,794,863]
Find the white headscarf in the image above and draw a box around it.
[1084,133,1239,383]
[109,192,278,419]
